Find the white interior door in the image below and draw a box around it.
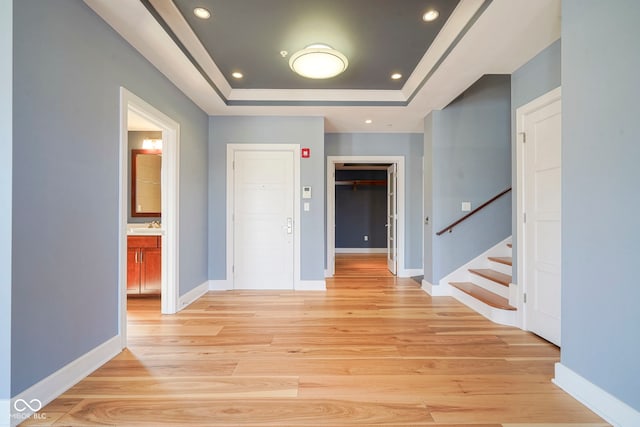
[233,150,294,289]
[523,96,562,346]
[386,164,397,275]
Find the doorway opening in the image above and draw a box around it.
[327,156,405,278]
[119,88,180,348]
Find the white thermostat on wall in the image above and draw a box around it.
[302,186,312,199]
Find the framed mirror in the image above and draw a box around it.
[131,149,161,217]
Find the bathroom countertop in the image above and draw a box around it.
[127,224,164,236]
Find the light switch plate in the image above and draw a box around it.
[461,202,471,212]
[303,202,310,212]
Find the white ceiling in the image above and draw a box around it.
[85,0,561,133]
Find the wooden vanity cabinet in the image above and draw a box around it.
[127,235,161,295]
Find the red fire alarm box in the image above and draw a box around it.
[301,148,310,158]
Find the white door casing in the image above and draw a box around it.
[387,164,398,275]
[516,87,562,346]
[119,88,180,348]
[227,144,300,290]
[326,156,405,277]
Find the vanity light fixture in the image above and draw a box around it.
[142,139,163,150]
[193,7,211,19]
[422,9,439,22]
[289,44,348,79]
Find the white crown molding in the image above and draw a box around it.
[82,0,224,114]
[402,0,487,99]
[228,88,406,103]
[84,0,561,132]
[148,0,232,98]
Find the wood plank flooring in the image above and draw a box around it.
[22,256,608,426]
[334,253,393,277]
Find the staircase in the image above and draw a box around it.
[446,240,517,326]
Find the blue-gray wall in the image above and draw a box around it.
[561,0,640,411]
[12,0,208,395]
[1,0,12,413]
[424,75,512,283]
[511,39,561,275]
[325,133,424,270]
[208,116,325,281]
[335,170,387,249]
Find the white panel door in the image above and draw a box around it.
[524,97,562,345]
[233,150,294,289]
[386,164,397,275]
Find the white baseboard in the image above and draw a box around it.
[206,280,325,291]
[399,268,423,278]
[508,283,518,307]
[324,269,331,278]
[178,280,209,311]
[335,248,387,254]
[554,363,640,427]
[422,280,450,296]
[296,280,326,291]
[209,279,232,291]
[9,336,120,427]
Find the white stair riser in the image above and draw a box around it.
[467,273,510,299]
[449,286,518,327]
[489,260,512,276]
[439,237,512,287]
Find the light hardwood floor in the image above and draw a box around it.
[23,256,608,426]
[334,253,393,277]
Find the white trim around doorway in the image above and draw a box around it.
[327,156,406,277]
[119,88,180,349]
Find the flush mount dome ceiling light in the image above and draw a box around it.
[289,44,348,79]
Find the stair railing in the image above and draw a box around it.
[435,187,512,236]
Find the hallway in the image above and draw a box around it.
[23,275,607,426]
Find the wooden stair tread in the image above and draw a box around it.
[468,268,511,286]
[488,256,512,266]
[450,282,516,310]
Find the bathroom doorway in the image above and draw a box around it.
[119,88,180,348]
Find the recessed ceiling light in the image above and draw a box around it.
[193,7,211,19]
[422,9,439,22]
[231,72,243,79]
[365,119,373,124]
[391,73,402,80]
